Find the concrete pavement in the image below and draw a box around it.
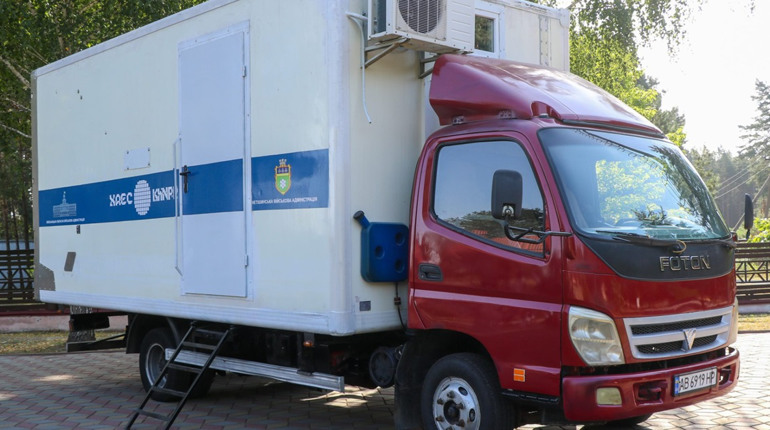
[0,333,767,429]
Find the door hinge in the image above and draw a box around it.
[242,65,247,77]
[245,255,249,267]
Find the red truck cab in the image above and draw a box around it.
[396,55,739,429]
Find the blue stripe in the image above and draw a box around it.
[39,171,176,226]
[38,149,329,227]
[182,159,243,215]
[251,149,329,211]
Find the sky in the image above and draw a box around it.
[638,1,769,154]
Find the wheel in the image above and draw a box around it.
[139,327,193,402]
[421,353,514,430]
[607,413,652,427]
[190,369,215,398]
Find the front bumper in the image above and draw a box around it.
[562,347,739,422]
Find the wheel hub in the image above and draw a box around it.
[146,342,168,386]
[432,377,480,429]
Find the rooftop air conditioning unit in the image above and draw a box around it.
[368,0,474,53]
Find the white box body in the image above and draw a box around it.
[33,0,568,336]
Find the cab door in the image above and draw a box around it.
[409,131,564,397]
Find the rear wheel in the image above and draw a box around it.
[421,353,514,430]
[139,327,195,402]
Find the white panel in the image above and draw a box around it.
[180,212,247,297]
[179,23,249,297]
[124,147,151,170]
[179,30,246,165]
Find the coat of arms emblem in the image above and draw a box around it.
[275,158,291,195]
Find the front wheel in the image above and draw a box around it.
[421,353,514,430]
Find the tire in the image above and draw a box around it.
[189,369,215,398]
[139,327,193,402]
[421,353,514,430]
[607,413,653,427]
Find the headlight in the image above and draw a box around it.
[569,307,625,366]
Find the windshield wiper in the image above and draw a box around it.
[596,230,681,248]
[597,231,738,250]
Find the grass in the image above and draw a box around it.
[737,313,770,332]
[0,330,124,355]
[0,314,768,355]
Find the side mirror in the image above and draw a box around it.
[744,194,754,240]
[491,170,523,220]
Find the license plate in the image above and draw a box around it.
[674,367,717,396]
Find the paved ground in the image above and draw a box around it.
[0,333,767,429]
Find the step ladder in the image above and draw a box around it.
[126,323,233,429]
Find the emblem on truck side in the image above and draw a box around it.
[275,158,292,195]
[53,192,77,218]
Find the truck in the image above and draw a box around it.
[32,0,739,428]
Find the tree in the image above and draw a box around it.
[0,1,206,250]
[682,146,761,229]
[562,0,700,53]
[0,1,206,323]
[533,0,704,146]
[639,75,687,146]
[737,80,770,218]
[739,80,770,159]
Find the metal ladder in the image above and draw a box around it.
[126,323,233,429]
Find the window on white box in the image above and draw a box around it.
[473,0,504,58]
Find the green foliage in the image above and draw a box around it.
[666,126,686,147]
[566,0,699,54]
[684,146,719,193]
[0,0,205,246]
[749,218,770,242]
[639,75,687,146]
[534,0,697,145]
[570,32,658,120]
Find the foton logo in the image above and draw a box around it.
[109,180,174,216]
[659,255,711,272]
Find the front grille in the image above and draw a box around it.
[637,335,718,355]
[630,316,723,335]
[624,306,733,360]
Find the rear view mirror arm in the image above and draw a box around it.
[503,222,573,244]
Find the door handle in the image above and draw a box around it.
[418,263,443,282]
[179,165,191,193]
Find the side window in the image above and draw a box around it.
[433,140,545,254]
[473,0,504,58]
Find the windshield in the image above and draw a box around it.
[540,128,730,241]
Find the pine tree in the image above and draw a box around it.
[739,80,770,158]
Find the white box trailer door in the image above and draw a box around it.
[178,23,250,297]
